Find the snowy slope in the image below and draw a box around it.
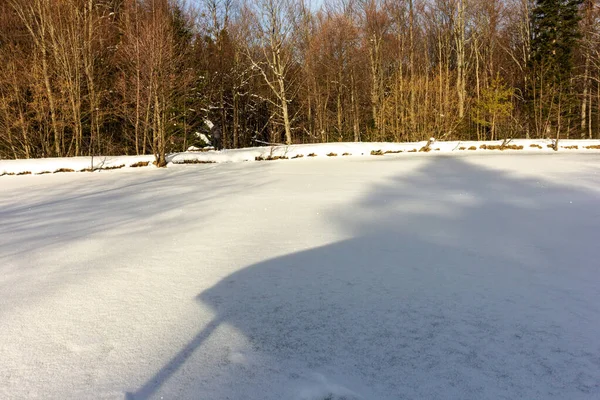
[1,154,600,400]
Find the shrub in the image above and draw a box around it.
[176,159,216,164]
[504,144,523,150]
[480,144,522,150]
[257,155,288,161]
[102,164,125,170]
[130,161,150,167]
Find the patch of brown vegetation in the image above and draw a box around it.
[562,145,578,150]
[468,146,477,150]
[370,150,384,156]
[585,145,600,149]
[529,144,543,149]
[17,171,31,175]
[307,153,317,157]
[102,164,125,170]
[505,144,524,150]
[384,150,403,154]
[342,152,351,156]
[255,155,288,161]
[54,168,75,173]
[292,154,304,159]
[459,147,466,150]
[480,144,523,150]
[327,152,338,157]
[408,149,417,153]
[37,171,52,175]
[130,161,150,168]
[176,159,216,164]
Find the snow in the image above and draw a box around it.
[2,139,600,175]
[0,154,155,175]
[1,151,600,400]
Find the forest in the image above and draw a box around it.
[0,0,598,164]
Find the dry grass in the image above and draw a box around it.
[102,164,125,170]
[384,150,403,154]
[37,171,52,175]
[505,144,524,150]
[342,152,351,156]
[459,147,466,150]
[54,168,75,173]
[307,153,317,157]
[408,149,417,153]
[255,155,288,161]
[17,171,31,175]
[370,150,384,156]
[176,159,216,164]
[327,152,338,157]
[130,161,150,168]
[585,145,600,149]
[529,144,543,149]
[479,144,523,150]
[292,154,304,159]
[562,145,578,150]
[468,146,477,150]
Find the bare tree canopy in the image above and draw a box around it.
[1,0,599,160]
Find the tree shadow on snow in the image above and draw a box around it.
[128,155,600,400]
[0,163,274,308]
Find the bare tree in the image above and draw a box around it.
[243,0,297,145]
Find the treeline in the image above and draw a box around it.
[0,0,599,163]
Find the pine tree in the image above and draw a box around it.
[528,0,583,138]
[530,0,582,81]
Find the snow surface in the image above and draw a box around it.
[1,151,600,400]
[2,139,600,175]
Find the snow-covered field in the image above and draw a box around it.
[2,139,600,175]
[1,150,600,399]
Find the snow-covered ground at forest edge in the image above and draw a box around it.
[1,151,600,399]
[2,138,600,175]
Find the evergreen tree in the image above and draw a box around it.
[530,0,582,81]
[528,0,583,138]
